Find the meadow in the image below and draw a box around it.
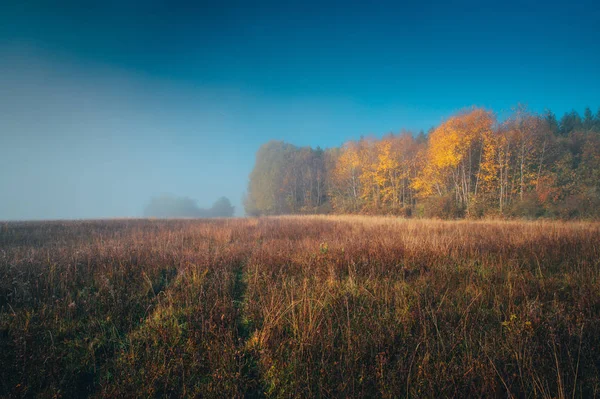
[1,216,599,398]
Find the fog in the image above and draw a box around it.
[1,45,450,221]
[0,47,334,221]
[0,46,256,220]
[2,1,599,221]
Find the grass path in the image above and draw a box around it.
[233,263,265,398]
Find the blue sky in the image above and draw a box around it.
[1,0,599,219]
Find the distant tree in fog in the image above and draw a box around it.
[144,195,234,218]
[210,196,235,217]
[244,141,327,216]
[143,195,201,217]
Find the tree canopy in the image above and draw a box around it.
[246,106,600,219]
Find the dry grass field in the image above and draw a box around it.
[1,216,600,398]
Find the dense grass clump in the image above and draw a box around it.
[1,217,599,398]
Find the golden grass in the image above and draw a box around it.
[1,217,599,398]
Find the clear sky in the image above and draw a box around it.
[1,0,599,219]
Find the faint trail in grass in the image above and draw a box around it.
[90,265,180,396]
[233,263,264,398]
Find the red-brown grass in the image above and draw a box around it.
[1,217,599,398]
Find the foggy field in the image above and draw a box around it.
[1,217,600,398]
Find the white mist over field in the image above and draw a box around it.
[0,46,255,220]
[0,46,452,220]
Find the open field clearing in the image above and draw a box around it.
[1,217,600,398]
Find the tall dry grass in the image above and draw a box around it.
[1,216,599,397]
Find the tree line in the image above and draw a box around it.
[245,106,600,219]
[144,195,234,218]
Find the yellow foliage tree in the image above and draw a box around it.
[413,108,495,209]
[328,141,363,212]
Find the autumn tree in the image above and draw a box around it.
[245,141,329,215]
[413,108,495,214]
[371,133,419,213]
[245,141,295,215]
[246,105,600,219]
[327,140,364,212]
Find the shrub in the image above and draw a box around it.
[507,193,546,219]
[422,195,465,219]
